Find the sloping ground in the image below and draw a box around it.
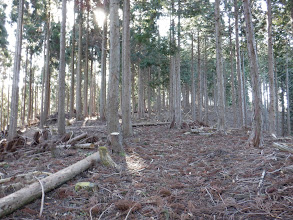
[0,120,293,219]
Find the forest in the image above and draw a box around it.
[0,0,292,219]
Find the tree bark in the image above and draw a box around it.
[122,0,132,137]
[0,84,3,131]
[83,7,89,118]
[107,0,120,134]
[191,33,196,121]
[100,3,108,121]
[234,0,245,128]
[138,65,144,118]
[204,36,208,125]
[215,0,226,131]
[131,63,136,117]
[76,0,83,121]
[27,51,33,124]
[286,48,291,135]
[229,16,237,126]
[22,47,28,126]
[147,67,152,118]
[57,0,67,135]
[70,1,76,118]
[243,0,263,147]
[173,0,182,128]
[8,0,24,141]
[267,0,276,135]
[40,13,51,128]
[197,30,202,122]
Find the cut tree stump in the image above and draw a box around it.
[0,147,115,218]
[273,142,293,154]
[109,132,124,154]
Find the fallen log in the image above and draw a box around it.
[273,142,293,154]
[132,122,170,127]
[56,143,95,149]
[0,147,115,218]
[67,133,87,144]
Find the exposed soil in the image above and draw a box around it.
[0,115,293,219]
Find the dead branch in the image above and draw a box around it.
[67,133,87,144]
[273,142,293,154]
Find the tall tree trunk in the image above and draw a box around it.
[89,49,94,117]
[242,51,247,127]
[40,13,51,128]
[100,3,108,121]
[191,34,196,121]
[204,36,208,125]
[0,84,3,131]
[70,0,76,118]
[22,46,29,126]
[34,85,38,118]
[243,0,263,147]
[8,0,24,141]
[147,67,152,118]
[286,48,291,135]
[281,82,285,136]
[234,0,245,128]
[215,0,226,131]
[138,65,144,118]
[122,0,132,136]
[7,86,10,130]
[107,0,120,134]
[197,30,202,122]
[131,63,136,117]
[83,7,89,118]
[157,69,162,120]
[172,0,182,128]
[267,0,276,134]
[57,0,67,135]
[76,1,83,121]
[229,17,237,126]
[27,51,33,124]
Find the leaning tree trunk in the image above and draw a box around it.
[243,0,263,147]
[267,0,276,135]
[107,0,120,135]
[8,0,24,141]
[122,0,132,137]
[57,0,67,135]
[215,0,226,131]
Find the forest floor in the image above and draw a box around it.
[1,112,293,219]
